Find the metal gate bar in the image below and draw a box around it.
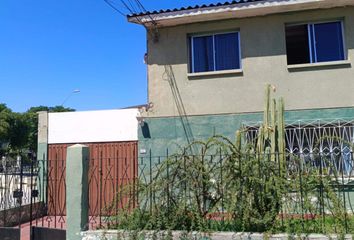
[0,227,21,240]
[31,226,66,240]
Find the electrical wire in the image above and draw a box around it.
[103,0,159,42]
[134,0,147,13]
[134,0,157,26]
[104,0,143,25]
[127,0,139,13]
[104,0,157,26]
[104,0,127,17]
[164,65,195,153]
[119,0,134,14]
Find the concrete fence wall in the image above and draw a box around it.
[80,230,352,240]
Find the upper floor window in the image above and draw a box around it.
[285,21,345,65]
[190,32,241,73]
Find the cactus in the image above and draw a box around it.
[270,99,277,161]
[235,84,285,166]
[235,130,242,153]
[277,97,286,168]
[253,84,285,165]
[263,84,271,139]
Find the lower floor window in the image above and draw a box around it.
[245,120,353,176]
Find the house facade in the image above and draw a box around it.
[129,0,354,166]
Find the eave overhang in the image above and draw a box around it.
[127,0,354,28]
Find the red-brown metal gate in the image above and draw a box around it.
[47,141,138,227]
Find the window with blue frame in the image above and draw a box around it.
[286,21,345,65]
[190,32,241,73]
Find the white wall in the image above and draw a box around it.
[48,109,139,144]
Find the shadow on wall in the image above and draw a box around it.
[141,123,151,139]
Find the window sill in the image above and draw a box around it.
[187,69,243,78]
[287,60,351,71]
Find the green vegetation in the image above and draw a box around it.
[0,104,74,158]
[111,85,351,235]
[113,139,351,235]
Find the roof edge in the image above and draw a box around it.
[127,0,354,27]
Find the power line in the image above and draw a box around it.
[119,0,134,14]
[127,0,139,13]
[134,0,147,13]
[104,0,157,26]
[103,0,160,42]
[164,65,195,153]
[103,0,143,24]
[130,0,159,43]
[133,0,157,26]
[103,0,126,17]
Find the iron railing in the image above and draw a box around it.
[2,149,353,234]
[132,151,354,233]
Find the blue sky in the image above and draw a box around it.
[0,0,218,112]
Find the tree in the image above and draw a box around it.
[0,104,12,155]
[25,105,75,152]
[26,105,75,113]
[8,112,31,152]
[0,104,75,156]
[48,105,75,112]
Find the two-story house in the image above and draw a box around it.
[128,0,354,173]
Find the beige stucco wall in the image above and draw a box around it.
[145,7,354,118]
